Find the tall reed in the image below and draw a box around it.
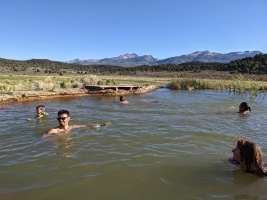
[167,75,267,97]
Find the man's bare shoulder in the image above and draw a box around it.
[44,125,84,137]
[48,127,60,134]
[43,127,60,138]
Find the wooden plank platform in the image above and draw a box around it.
[84,85,140,91]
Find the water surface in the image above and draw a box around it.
[1,89,267,200]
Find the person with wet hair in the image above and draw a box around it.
[239,102,251,115]
[27,105,49,121]
[230,138,267,175]
[120,96,128,104]
[43,110,111,138]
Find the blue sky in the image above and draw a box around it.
[1,0,267,61]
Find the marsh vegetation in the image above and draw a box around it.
[0,53,267,97]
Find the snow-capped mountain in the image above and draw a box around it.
[157,50,262,64]
[68,53,158,67]
[67,51,262,67]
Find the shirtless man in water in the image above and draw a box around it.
[43,110,111,138]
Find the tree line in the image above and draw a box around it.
[0,53,266,75]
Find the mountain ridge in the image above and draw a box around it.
[67,50,262,67]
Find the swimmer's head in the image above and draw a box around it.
[235,138,264,174]
[120,96,125,101]
[239,102,251,113]
[36,105,45,114]
[58,110,70,117]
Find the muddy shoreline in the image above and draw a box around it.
[0,84,159,104]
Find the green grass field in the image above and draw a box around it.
[0,74,267,97]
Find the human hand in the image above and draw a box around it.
[104,122,112,126]
[91,122,112,128]
[92,124,101,128]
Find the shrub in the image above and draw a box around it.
[60,81,67,88]
[44,82,55,90]
[72,82,82,88]
[80,75,99,86]
[106,79,117,85]
[97,80,107,85]
[33,81,44,90]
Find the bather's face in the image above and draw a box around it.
[36,108,42,114]
[57,114,70,126]
[232,146,241,163]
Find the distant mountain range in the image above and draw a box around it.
[67,50,262,67]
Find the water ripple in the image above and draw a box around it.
[1,89,267,199]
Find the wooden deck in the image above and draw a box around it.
[84,85,140,91]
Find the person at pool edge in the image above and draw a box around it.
[230,138,267,175]
[27,105,49,121]
[239,102,251,115]
[43,110,111,137]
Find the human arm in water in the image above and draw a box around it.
[86,122,112,128]
[27,115,44,121]
[27,112,49,121]
[70,122,112,129]
[43,122,112,138]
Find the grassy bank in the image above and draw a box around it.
[1,74,267,97]
[0,74,169,94]
[167,75,267,97]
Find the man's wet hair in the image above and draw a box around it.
[58,110,70,117]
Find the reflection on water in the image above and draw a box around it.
[1,89,267,199]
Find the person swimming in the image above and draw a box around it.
[43,110,111,138]
[120,96,129,104]
[230,138,267,176]
[239,102,251,115]
[27,105,49,121]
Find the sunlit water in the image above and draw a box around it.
[1,88,267,200]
